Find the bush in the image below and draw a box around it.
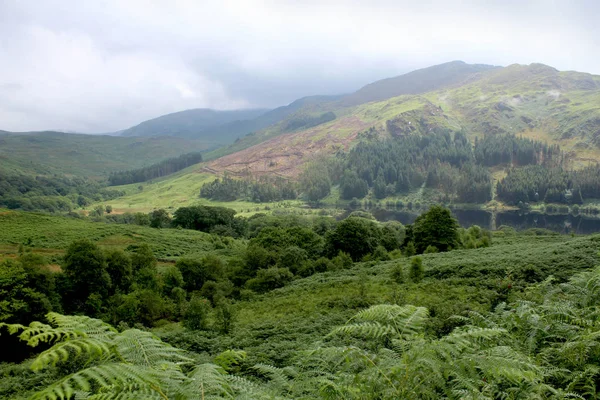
[246,268,293,293]
[183,295,212,331]
[391,263,405,284]
[332,251,353,270]
[409,256,424,283]
[424,245,439,254]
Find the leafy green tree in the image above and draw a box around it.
[278,246,309,273]
[149,208,171,228]
[246,267,293,293]
[0,260,54,324]
[326,216,382,261]
[412,205,459,253]
[332,251,353,270]
[62,239,111,314]
[130,244,159,291]
[176,255,225,292]
[380,221,406,251]
[104,250,132,294]
[423,245,439,254]
[391,263,405,284]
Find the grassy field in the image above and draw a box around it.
[92,167,312,215]
[0,209,244,264]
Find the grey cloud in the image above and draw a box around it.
[0,0,599,132]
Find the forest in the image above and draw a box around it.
[1,203,600,399]
[108,152,203,186]
[200,131,596,207]
[0,173,124,213]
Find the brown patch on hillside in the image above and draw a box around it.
[209,116,371,178]
[44,264,62,273]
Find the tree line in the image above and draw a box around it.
[497,164,600,205]
[108,152,203,186]
[199,175,297,202]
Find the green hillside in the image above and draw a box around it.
[120,108,269,140]
[0,131,214,178]
[207,63,600,176]
[3,208,600,398]
[101,62,600,215]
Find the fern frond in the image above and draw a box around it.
[182,363,232,399]
[31,337,113,371]
[115,329,193,368]
[29,362,162,400]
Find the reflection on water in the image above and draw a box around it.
[341,207,600,234]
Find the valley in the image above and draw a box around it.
[3,60,600,399]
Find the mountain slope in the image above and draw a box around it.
[120,108,269,140]
[0,131,213,178]
[203,95,342,160]
[341,60,499,106]
[205,63,600,177]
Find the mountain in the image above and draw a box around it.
[340,60,499,106]
[120,108,270,140]
[205,62,600,177]
[0,131,214,178]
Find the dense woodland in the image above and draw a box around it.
[200,175,297,202]
[0,173,124,213]
[108,152,203,186]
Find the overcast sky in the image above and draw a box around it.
[0,0,598,133]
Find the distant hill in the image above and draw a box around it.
[120,108,270,140]
[0,131,213,178]
[340,60,499,106]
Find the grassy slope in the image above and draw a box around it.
[0,209,243,263]
[3,210,599,366]
[167,232,600,365]
[0,131,216,178]
[98,165,308,214]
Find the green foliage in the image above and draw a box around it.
[409,256,424,283]
[246,268,293,293]
[2,312,267,399]
[423,245,438,254]
[183,296,212,330]
[62,240,111,315]
[497,164,599,205]
[149,208,171,228]
[176,255,225,292]
[326,216,382,261]
[404,241,416,257]
[411,205,459,253]
[200,175,297,202]
[390,263,405,284]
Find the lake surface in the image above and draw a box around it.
[340,208,600,234]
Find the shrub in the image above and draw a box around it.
[409,256,424,283]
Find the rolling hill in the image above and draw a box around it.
[119,108,269,140]
[0,131,214,178]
